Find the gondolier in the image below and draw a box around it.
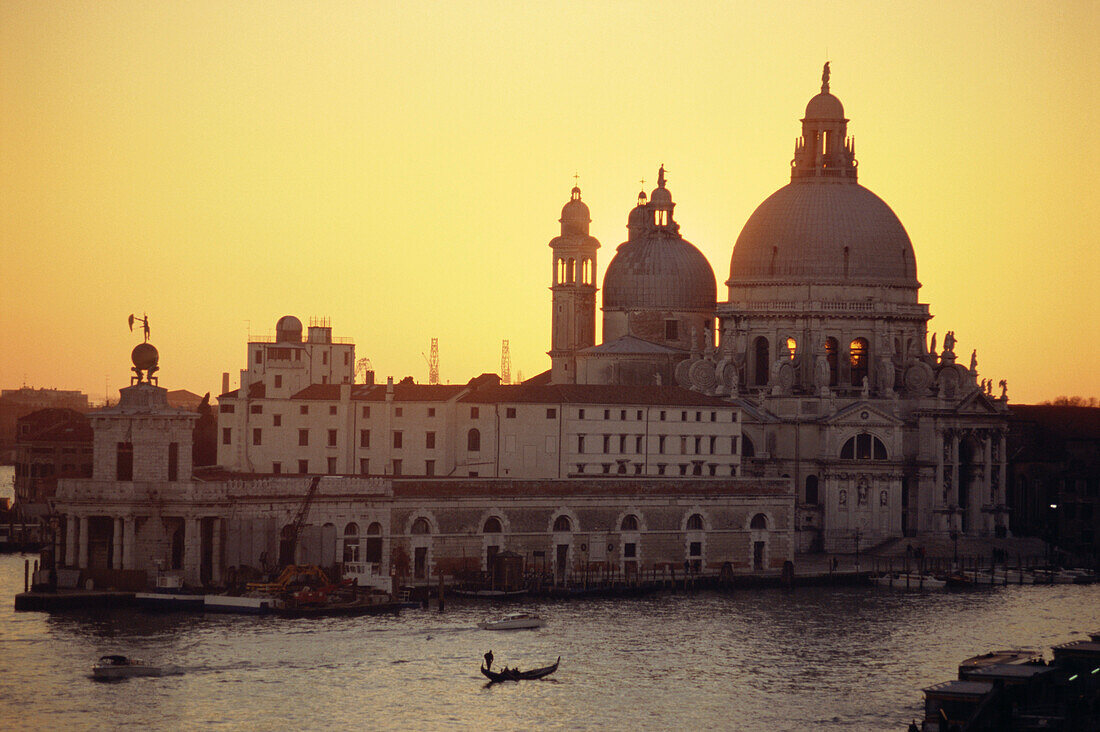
[484,650,493,670]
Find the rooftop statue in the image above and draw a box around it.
[822,61,830,93]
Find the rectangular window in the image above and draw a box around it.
[708,464,717,476]
[362,406,370,418]
[322,351,329,365]
[425,460,435,476]
[327,429,337,447]
[298,459,309,474]
[635,435,644,453]
[620,409,626,420]
[694,436,702,454]
[393,431,403,449]
[250,404,263,414]
[711,411,717,422]
[471,407,479,418]
[330,405,337,415]
[579,409,585,419]
[253,428,263,446]
[505,407,517,418]
[546,408,556,419]
[274,375,282,388]
[660,411,666,421]
[602,464,611,474]
[637,410,643,420]
[222,428,232,445]
[273,414,282,427]
[344,352,349,365]
[426,431,436,449]
[681,436,688,454]
[359,458,369,475]
[273,462,281,474]
[577,435,585,453]
[731,436,738,454]
[427,407,435,417]
[665,319,678,340]
[395,407,403,417]
[681,411,687,421]
[300,405,309,415]
[360,429,370,448]
[392,459,402,476]
[689,541,702,557]
[219,404,234,413]
[619,434,627,452]
[679,464,688,476]
[576,464,585,474]
[604,409,610,420]
[709,436,717,454]
[657,464,667,476]
[659,435,666,454]
[168,442,178,482]
[255,350,263,364]
[327,457,337,474]
[469,471,478,477]
[624,543,636,559]
[602,435,610,453]
[299,429,309,446]
[696,411,702,422]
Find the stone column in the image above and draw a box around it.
[65,514,77,568]
[122,517,136,570]
[950,433,960,532]
[184,517,202,586]
[998,432,1007,506]
[78,515,89,570]
[983,433,993,534]
[211,519,223,585]
[112,517,123,569]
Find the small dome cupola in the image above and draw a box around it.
[560,185,592,235]
[792,63,857,182]
[627,189,648,240]
[648,165,678,231]
[275,315,303,343]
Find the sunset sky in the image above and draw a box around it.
[2,1,1097,405]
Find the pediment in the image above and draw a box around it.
[953,389,1003,415]
[821,401,905,428]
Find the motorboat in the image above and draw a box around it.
[92,655,181,679]
[481,656,560,682]
[477,612,545,630]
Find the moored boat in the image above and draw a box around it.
[203,594,279,614]
[477,612,545,630]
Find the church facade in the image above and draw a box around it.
[553,66,1010,552]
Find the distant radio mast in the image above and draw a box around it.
[500,339,512,385]
[424,338,440,385]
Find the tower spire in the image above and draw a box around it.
[821,61,830,94]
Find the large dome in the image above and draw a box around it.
[727,181,918,288]
[604,233,717,311]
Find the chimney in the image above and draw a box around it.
[222,372,230,395]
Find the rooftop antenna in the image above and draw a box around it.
[500,340,512,385]
[421,338,440,385]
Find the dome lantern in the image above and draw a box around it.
[792,63,857,182]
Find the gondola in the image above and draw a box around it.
[480,656,560,682]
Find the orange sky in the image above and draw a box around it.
[2,1,1097,404]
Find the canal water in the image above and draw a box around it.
[1,553,1097,731]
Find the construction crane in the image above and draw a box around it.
[421,338,440,385]
[500,340,512,384]
[282,475,321,568]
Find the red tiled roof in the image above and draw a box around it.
[459,383,733,407]
[291,383,468,402]
[15,409,92,443]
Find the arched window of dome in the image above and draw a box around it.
[553,515,572,532]
[555,258,562,285]
[753,337,770,386]
[686,513,704,531]
[742,434,756,458]
[410,517,431,535]
[805,475,819,505]
[467,428,481,452]
[850,337,869,386]
[621,514,638,531]
[825,337,839,386]
[566,258,576,284]
[483,517,502,533]
[750,513,768,530]
[786,337,798,360]
[840,433,888,460]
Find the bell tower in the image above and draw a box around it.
[549,185,600,384]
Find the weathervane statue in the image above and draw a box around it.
[127,313,159,384]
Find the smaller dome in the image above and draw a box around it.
[275,315,303,343]
[805,92,844,120]
[131,342,159,372]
